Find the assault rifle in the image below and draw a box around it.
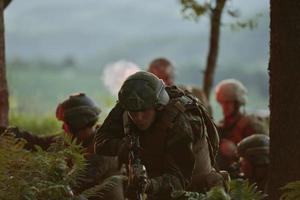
[127,133,147,200]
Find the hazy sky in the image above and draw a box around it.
[4,0,269,69]
[5,0,270,118]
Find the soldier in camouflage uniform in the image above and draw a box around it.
[237,134,269,192]
[0,93,101,154]
[56,93,124,199]
[214,79,267,172]
[1,93,123,199]
[147,58,212,115]
[0,125,58,151]
[56,93,102,157]
[95,71,223,200]
[0,93,102,153]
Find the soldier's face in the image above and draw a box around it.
[128,109,156,130]
[220,101,236,118]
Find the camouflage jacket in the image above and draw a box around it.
[95,86,220,199]
[0,126,58,151]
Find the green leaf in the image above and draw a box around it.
[280,181,300,200]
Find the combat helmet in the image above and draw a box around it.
[215,79,248,105]
[237,134,270,166]
[56,93,101,132]
[118,71,170,111]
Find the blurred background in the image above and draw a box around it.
[5,0,269,133]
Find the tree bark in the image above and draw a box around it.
[0,0,9,126]
[203,0,226,100]
[268,0,300,199]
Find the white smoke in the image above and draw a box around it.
[102,60,141,96]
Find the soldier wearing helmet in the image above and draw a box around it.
[0,93,102,153]
[147,58,212,115]
[56,93,125,199]
[215,79,267,172]
[95,71,224,200]
[237,134,270,192]
[56,93,101,156]
[1,94,123,199]
[0,126,58,151]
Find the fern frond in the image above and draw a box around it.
[230,179,266,200]
[280,181,300,200]
[206,186,230,200]
[0,133,86,200]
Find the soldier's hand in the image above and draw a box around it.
[126,166,151,199]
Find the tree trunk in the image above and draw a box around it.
[268,0,300,199]
[0,0,8,126]
[203,0,226,100]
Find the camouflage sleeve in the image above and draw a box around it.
[1,126,57,151]
[95,103,126,156]
[72,155,119,194]
[149,113,195,197]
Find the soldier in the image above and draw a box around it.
[0,93,101,154]
[1,93,124,199]
[56,93,102,157]
[214,79,267,171]
[148,58,212,115]
[0,125,58,151]
[237,134,270,192]
[95,71,223,200]
[56,93,124,199]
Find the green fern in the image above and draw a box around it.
[0,132,86,200]
[206,186,231,200]
[280,181,300,200]
[171,190,207,200]
[229,179,266,200]
[171,179,266,200]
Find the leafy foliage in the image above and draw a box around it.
[206,186,231,200]
[229,179,266,200]
[180,0,210,21]
[0,132,86,200]
[180,0,263,31]
[172,179,266,200]
[228,13,263,31]
[280,181,300,200]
